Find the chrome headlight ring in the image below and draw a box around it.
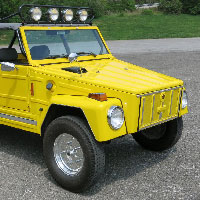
[107,106,124,130]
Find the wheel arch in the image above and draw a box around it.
[41,104,92,138]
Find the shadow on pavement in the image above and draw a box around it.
[0,125,173,195]
[0,125,44,167]
[82,135,173,196]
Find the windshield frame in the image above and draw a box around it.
[20,26,112,65]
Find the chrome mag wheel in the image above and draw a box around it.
[44,116,105,192]
[53,133,84,176]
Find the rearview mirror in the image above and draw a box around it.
[1,62,16,72]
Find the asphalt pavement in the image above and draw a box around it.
[107,38,200,53]
[0,39,199,200]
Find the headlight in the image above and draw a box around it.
[30,7,42,21]
[182,90,188,109]
[77,9,88,22]
[62,9,73,22]
[107,106,124,130]
[48,8,59,21]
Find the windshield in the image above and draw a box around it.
[25,29,109,60]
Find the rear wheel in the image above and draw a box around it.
[132,117,183,151]
[43,116,105,192]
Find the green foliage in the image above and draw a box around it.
[0,0,136,19]
[95,13,200,40]
[58,0,108,17]
[159,0,182,14]
[2,13,200,43]
[135,0,161,4]
[108,0,136,13]
[141,9,154,15]
[181,0,200,15]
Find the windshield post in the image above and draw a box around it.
[60,34,70,55]
[8,31,17,48]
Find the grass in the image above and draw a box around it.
[1,11,200,44]
[94,11,200,40]
[0,30,15,45]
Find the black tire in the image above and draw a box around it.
[43,116,105,193]
[132,117,183,151]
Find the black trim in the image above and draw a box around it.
[137,97,142,132]
[8,31,17,48]
[0,12,19,22]
[16,30,26,56]
[41,61,70,66]
[178,89,183,117]
[15,63,31,66]
[78,58,111,62]
[40,58,111,66]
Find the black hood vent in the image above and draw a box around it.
[62,67,88,74]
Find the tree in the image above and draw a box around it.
[181,0,200,15]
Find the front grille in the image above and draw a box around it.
[137,86,183,130]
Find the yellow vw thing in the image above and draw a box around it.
[0,5,188,192]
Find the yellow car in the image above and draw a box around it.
[0,4,188,192]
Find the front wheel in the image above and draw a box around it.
[132,117,183,151]
[43,116,105,193]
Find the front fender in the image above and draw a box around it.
[50,95,127,142]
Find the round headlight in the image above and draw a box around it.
[62,9,73,22]
[107,106,124,130]
[182,90,188,109]
[48,8,59,21]
[77,9,88,22]
[30,7,42,21]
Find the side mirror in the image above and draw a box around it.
[68,53,78,63]
[1,62,16,72]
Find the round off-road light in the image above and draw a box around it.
[48,8,59,21]
[62,9,73,22]
[30,7,42,21]
[77,9,88,22]
[107,106,124,130]
[182,90,188,109]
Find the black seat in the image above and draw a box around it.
[30,45,50,60]
[0,48,18,62]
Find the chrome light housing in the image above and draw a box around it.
[48,8,59,21]
[108,106,124,130]
[77,9,88,22]
[182,90,188,109]
[29,7,42,21]
[62,9,73,22]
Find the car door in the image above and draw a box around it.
[0,63,29,111]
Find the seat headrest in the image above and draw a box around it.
[0,48,18,62]
[30,45,50,60]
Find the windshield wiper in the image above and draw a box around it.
[46,54,67,59]
[76,52,97,57]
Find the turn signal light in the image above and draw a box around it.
[88,93,107,102]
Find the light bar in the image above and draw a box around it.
[17,5,93,24]
[62,9,73,22]
[77,9,88,22]
[48,8,59,21]
[29,7,42,21]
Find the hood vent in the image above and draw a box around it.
[62,66,87,74]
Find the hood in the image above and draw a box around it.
[44,58,183,95]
